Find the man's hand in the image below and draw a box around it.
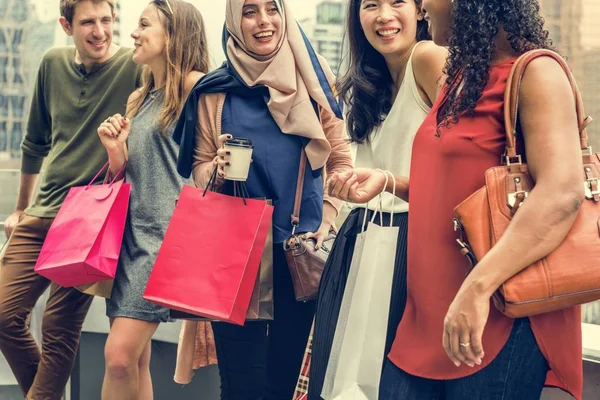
[4,210,24,238]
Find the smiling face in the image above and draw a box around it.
[130,4,167,66]
[59,0,115,65]
[240,0,283,57]
[359,0,423,60]
[421,0,453,46]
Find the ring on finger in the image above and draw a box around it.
[459,342,470,347]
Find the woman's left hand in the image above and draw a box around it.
[442,284,490,368]
[300,202,337,250]
[303,221,335,250]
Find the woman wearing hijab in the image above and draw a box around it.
[172,0,352,398]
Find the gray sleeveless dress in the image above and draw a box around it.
[106,88,191,322]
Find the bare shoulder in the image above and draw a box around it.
[412,41,447,76]
[521,56,571,93]
[413,41,447,62]
[184,71,206,96]
[520,56,574,108]
[411,41,448,103]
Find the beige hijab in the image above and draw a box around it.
[225,0,339,170]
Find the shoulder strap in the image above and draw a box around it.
[291,150,307,229]
[503,49,591,162]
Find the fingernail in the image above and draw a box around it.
[454,361,460,367]
[475,359,482,365]
[315,245,320,250]
[467,362,474,368]
[302,234,307,239]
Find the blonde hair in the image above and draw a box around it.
[60,0,115,24]
[127,0,210,133]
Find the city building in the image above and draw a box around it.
[1,0,122,165]
[0,0,34,162]
[113,0,122,45]
[539,0,600,149]
[307,0,346,75]
[539,0,584,69]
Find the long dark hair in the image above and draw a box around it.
[338,0,430,143]
[437,0,554,129]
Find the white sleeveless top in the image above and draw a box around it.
[348,43,430,214]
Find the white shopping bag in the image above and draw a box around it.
[321,224,367,398]
[322,171,399,400]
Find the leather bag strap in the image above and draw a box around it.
[291,150,307,228]
[503,49,590,160]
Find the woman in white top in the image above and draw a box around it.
[308,0,446,397]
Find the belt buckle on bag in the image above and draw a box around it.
[584,178,600,199]
[507,191,528,208]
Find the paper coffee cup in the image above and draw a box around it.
[223,138,253,181]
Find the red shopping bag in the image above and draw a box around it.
[35,162,130,287]
[143,184,274,326]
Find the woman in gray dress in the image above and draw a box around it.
[96,1,209,398]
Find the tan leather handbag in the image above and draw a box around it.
[452,49,600,318]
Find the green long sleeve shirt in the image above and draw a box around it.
[21,46,142,218]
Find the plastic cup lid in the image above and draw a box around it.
[224,137,253,148]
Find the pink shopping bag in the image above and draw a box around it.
[35,162,130,287]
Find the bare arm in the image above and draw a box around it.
[412,41,448,105]
[99,91,140,176]
[15,173,38,212]
[465,57,583,298]
[443,56,584,368]
[328,168,408,204]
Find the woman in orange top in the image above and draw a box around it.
[328,0,584,399]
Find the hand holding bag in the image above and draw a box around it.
[453,49,600,318]
[143,168,274,326]
[283,151,336,302]
[322,170,398,400]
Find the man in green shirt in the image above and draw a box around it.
[0,1,141,398]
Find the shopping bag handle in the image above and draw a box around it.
[360,170,390,232]
[86,161,127,189]
[203,165,250,205]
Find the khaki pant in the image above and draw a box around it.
[0,215,93,400]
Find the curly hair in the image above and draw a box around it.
[437,0,555,130]
[338,0,430,143]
